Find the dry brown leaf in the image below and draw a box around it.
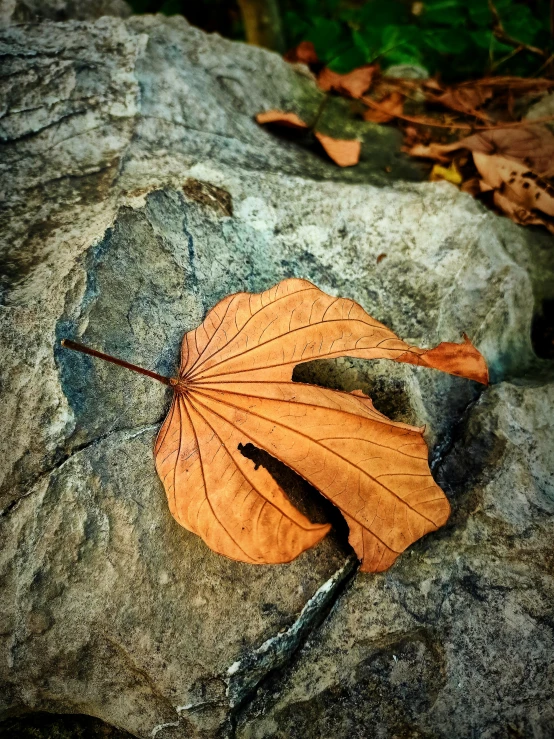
[406,142,452,161]
[364,95,463,129]
[493,190,552,231]
[433,86,493,121]
[463,76,554,93]
[152,279,487,572]
[363,91,404,123]
[317,65,375,99]
[423,76,554,121]
[314,132,361,167]
[284,40,319,66]
[407,125,554,175]
[255,111,308,129]
[460,177,483,196]
[457,127,554,176]
[473,152,554,232]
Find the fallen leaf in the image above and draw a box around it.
[152,279,487,572]
[430,161,463,186]
[407,125,554,176]
[464,76,554,94]
[493,189,552,231]
[473,152,554,232]
[284,40,318,66]
[433,85,493,121]
[363,92,404,123]
[317,65,375,99]
[256,111,360,167]
[314,132,361,167]
[457,127,554,176]
[255,111,308,129]
[460,177,483,196]
[406,142,454,161]
[364,94,460,129]
[422,78,443,92]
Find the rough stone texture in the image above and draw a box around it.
[236,380,554,738]
[0,0,131,25]
[0,8,553,739]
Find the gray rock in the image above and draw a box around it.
[0,0,131,26]
[0,10,553,739]
[236,380,554,739]
[384,63,429,80]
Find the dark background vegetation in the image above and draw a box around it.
[128,0,554,81]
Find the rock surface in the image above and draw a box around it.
[236,380,554,738]
[0,8,553,739]
[0,0,131,25]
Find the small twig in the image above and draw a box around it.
[491,44,525,72]
[533,53,554,78]
[488,0,547,58]
[61,339,174,386]
[487,27,495,74]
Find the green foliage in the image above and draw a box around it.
[282,0,553,80]
[127,0,552,81]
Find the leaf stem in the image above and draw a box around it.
[60,339,174,386]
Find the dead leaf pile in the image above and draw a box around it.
[408,125,554,233]
[61,279,489,574]
[256,42,554,232]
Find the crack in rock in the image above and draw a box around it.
[0,423,159,520]
[429,387,486,475]
[150,720,180,738]
[226,556,358,710]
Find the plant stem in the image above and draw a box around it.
[60,339,173,386]
[237,0,285,52]
[488,0,546,59]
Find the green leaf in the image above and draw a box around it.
[381,45,424,67]
[490,36,516,56]
[462,0,515,26]
[423,28,471,54]
[470,29,496,50]
[378,25,424,65]
[305,17,349,60]
[359,0,410,28]
[421,0,466,28]
[352,29,373,59]
[285,11,310,41]
[352,24,384,57]
[466,0,491,26]
[501,4,544,46]
[328,45,368,72]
